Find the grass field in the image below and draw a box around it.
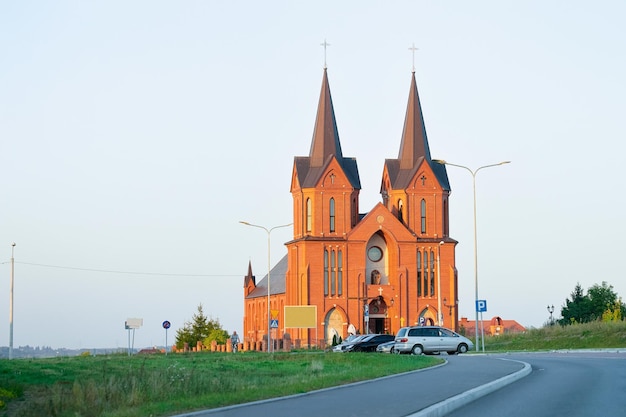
[0,349,441,417]
[2,321,625,417]
[483,320,626,351]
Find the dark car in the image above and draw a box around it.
[332,334,366,352]
[344,334,395,352]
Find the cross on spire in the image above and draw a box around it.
[409,42,419,73]
[321,39,331,69]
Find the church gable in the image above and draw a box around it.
[290,162,303,193]
[292,155,360,192]
[319,159,354,190]
[409,160,440,191]
[347,203,417,242]
[383,156,443,193]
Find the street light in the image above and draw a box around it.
[432,159,510,352]
[9,242,16,360]
[443,298,459,316]
[239,221,292,353]
[547,304,555,325]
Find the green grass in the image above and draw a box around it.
[484,320,626,352]
[3,321,625,417]
[0,351,441,417]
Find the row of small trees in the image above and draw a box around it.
[174,304,230,350]
[559,281,625,325]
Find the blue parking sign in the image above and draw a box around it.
[476,300,487,312]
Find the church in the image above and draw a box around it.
[242,65,458,348]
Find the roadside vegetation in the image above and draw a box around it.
[2,281,624,417]
[3,321,626,417]
[174,304,231,351]
[558,281,625,325]
[484,281,626,352]
[0,351,441,417]
[485,320,626,351]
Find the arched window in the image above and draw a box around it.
[443,199,449,236]
[421,199,427,234]
[417,250,422,296]
[331,249,336,295]
[352,198,357,227]
[398,199,404,223]
[423,250,429,296]
[329,198,336,232]
[430,250,435,296]
[306,198,312,233]
[324,249,329,296]
[337,250,343,296]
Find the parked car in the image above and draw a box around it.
[332,334,366,352]
[393,326,474,355]
[344,334,395,352]
[376,340,396,353]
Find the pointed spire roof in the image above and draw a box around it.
[398,71,431,169]
[294,69,360,189]
[309,68,343,167]
[385,71,450,191]
[245,255,288,299]
[244,260,255,287]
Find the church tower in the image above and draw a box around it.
[285,68,361,343]
[243,66,458,348]
[380,70,457,330]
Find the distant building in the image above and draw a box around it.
[243,67,459,347]
[459,316,526,337]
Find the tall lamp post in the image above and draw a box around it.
[9,242,16,360]
[433,159,510,352]
[239,221,292,353]
[547,304,555,325]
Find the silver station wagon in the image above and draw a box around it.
[393,326,474,355]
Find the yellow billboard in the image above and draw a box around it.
[284,306,317,329]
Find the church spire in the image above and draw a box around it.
[309,68,343,167]
[397,71,431,170]
[244,260,255,287]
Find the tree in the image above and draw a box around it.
[204,328,229,347]
[560,283,591,324]
[602,299,624,322]
[587,282,620,321]
[559,281,625,325]
[175,304,227,349]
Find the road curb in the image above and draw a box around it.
[406,358,532,417]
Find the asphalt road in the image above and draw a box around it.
[172,354,528,417]
[445,351,626,417]
[172,351,626,417]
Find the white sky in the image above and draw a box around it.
[1,1,625,350]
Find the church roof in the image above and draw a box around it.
[385,72,450,191]
[294,69,361,189]
[244,260,255,287]
[398,72,431,168]
[245,254,288,299]
[294,156,360,189]
[309,68,343,166]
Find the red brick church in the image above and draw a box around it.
[242,66,459,348]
